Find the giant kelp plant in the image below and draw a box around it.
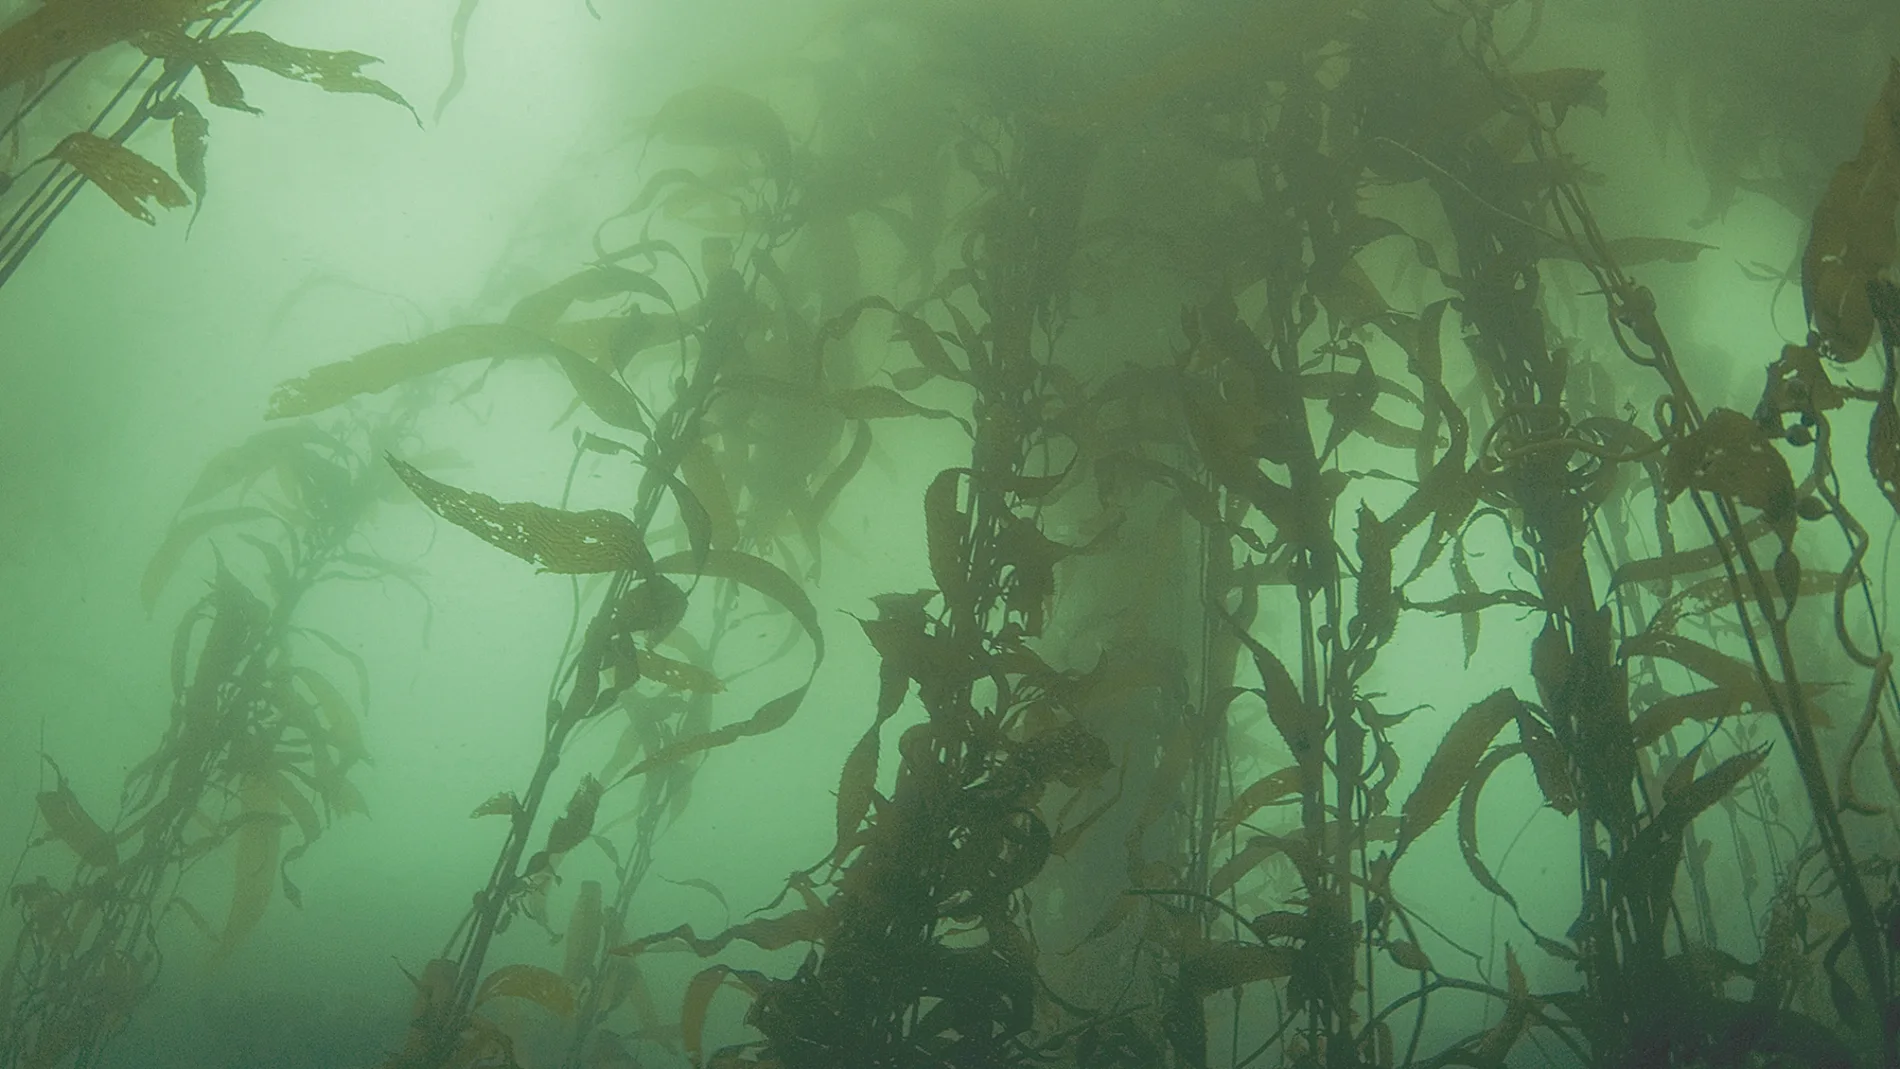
[0,405,420,1068]
[9,0,1900,1067]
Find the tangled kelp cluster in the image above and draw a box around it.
[0,0,410,288]
[10,0,1900,1067]
[0,409,420,1068]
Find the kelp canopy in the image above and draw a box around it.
[5,0,1900,1068]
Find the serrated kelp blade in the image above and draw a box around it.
[1397,688,1522,855]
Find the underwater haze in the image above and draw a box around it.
[5,1,1900,1067]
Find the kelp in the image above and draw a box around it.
[0,0,417,295]
[267,325,552,419]
[388,457,653,575]
[1,417,398,1069]
[0,0,219,89]
[359,134,871,1065]
[45,132,189,224]
[136,28,417,121]
[1802,61,1900,362]
[52,2,1900,1067]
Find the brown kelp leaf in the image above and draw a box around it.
[195,57,257,112]
[141,507,278,611]
[1540,234,1714,268]
[1516,710,1576,815]
[1653,747,1769,841]
[1215,766,1303,836]
[676,966,771,1067]
[269,324,552,418]
[388,456,652,573]
[554,349,647,433]
[207,31,416,120]
[1217,610,1324,778]
[925,467,972,606]
[562,880,603,985]
[891,309,966,382]
[1101,453,1266,552]
[1459,745,1525,916]
[1211,827,1331,896]
[152,96,208,225]
[617,577,689,638]
[475,963,575,1018]
[1311,257,1390,335]
[615,687,808,784]
[1661,409,1797,535]
[432,0,480,119]
[827,385,969,431]
[610,909,832,961]
[1050,765,1126,857]
[831,727,881,863]
[636,650,723,693]
[217,776,287,960]
[1352,503,1396,644]
[1181,942,1296,995]
[1451,537,1481,666]
[1662,743,1705,806]
[1385,940,1433,972]
[182,424,338,507]
[1619,632,1785,715]
[1611,536,1724,589]
[608,558,817,782]
[508,266,674,334]
[0,0,218,88]
[1871,394,1900,516]
[520,778,600,888]
[1513,67,1607,122]
[1475,945,1531,1063]
[1647,564,1841,636]
[549,314,658,366]
[1803,60,1900,361]
[1320,353,1380,459]
[291,667,368,762]
[1632,690,1742,748]
[1397,689,1522,855]
[260,771,322,846]
[48,132,188,224]
[1599,236,1714,266]
[471,791,520,818]
[802,419,874,557]
[612,552,823,783]
[1402,589,1544,616]
[651,549,823,662]
[36,759,116,868]
[649,85,790,165]
[679,442,740,550]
